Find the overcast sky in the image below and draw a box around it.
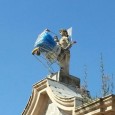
[0,0,115,114]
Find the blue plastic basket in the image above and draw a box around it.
[34,31,56,52]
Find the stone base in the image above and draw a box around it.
[47,71,80,88]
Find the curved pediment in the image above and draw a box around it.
[22,77,83,115]
[22,73,115,115]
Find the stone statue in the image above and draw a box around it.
[57,29,76,75]
[57,29,70,75]
[32,28,76,75]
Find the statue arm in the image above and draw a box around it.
[65,41,77,50]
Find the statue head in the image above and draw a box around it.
[59,29,68,37]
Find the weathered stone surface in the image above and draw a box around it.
[22,72,115,115]
[48,71,80,87]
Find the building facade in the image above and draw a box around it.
[22,72,115,115]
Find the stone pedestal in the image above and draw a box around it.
[47,71,80,88]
